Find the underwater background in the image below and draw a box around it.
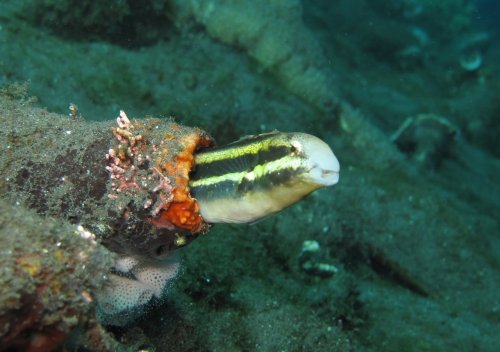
[0,0,499,351]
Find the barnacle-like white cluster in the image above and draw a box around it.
[97,255,180,326]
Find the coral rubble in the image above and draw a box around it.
[0,199,114,351]
[0,87,213,340]
[0,89,213,260]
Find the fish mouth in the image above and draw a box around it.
[321,168,340,185]
[306,165,339,186]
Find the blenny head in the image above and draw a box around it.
[289,132,340,186]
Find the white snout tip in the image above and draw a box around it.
[294,133,340,186]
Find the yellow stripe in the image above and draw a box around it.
[194,133,290,165]
[190,155,305,188]
[190,170,246,187]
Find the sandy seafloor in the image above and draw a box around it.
[1,0,500,351]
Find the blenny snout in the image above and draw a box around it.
[290,132,340,187]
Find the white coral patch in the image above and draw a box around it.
[133,259,180,298]
[99,274,154,316]
[114,255,140,273]
[96,255,180,326]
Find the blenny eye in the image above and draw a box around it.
[290,140,302,155]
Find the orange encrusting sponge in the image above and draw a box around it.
[153,131,212,233]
